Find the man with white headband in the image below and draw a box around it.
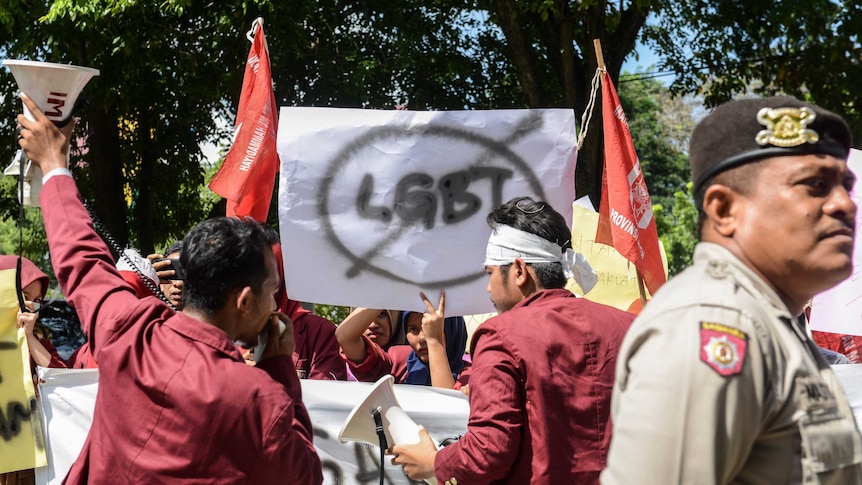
[390,196,634,484]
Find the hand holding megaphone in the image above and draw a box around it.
[339,375,442,484]
[388,426,440,482]
[3,59,99,206]
[16,93,76,174]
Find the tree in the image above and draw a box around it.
[616,75,692,206]
[0,1,503,254]
[472,0,654,206]
[616,75,698,275]
[654,183,698,277]
[1,1,253,254]
[4,0,854,277]
[648,0,862,142]
[0,177,54,278]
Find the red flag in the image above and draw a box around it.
[209,20,278,222]
[595,70,666,295]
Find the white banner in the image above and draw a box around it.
[810,149,862,335]
[277,108,578,316]
[35,368,469,485]
[31,366,862,483]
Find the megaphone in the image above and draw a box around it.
[339,375,440,485]
[2,59,99,206]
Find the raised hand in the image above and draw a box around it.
[16,92,75,174]
[419,290,446,347]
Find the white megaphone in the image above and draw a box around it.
[339,375,440,485]
[2,60,99,207]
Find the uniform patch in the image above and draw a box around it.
[700,321,748,377]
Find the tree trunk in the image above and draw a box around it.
[576,106,605,208]
[86,105,129,255]
[493,0,547,107]
[489,0,650,208]
[134,109,156,255]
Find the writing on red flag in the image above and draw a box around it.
[209,20,278,222]
[596,70,666,296]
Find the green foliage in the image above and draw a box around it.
[647,0,862,143]
[313,303,351,324]
[0,176,58,289]
[617,75,692,207]
[4,0,853,282]
[654,182,698,276]
[616,76,697,274]
[1,1,506,255]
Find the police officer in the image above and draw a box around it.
[602,96,862,484]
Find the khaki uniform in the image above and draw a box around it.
[601,243,862,485]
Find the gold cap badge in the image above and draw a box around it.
[755,106,819,147]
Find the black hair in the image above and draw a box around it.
[486,196,570,289]
[180,217,279,316]
[164,240,184,256]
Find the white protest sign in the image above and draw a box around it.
[810,149,862,335]
[277,108,577,316]
[35,368,99,485]
[35,368,469,485]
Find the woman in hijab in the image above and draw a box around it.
[0,255,68,369]
[337,291,469,389]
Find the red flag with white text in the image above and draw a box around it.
[209,21,278,222]
[595,70,666,295]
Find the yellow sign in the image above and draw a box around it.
[0,268,47,473]
[567,203,668,313]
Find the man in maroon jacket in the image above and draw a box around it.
[390,196,634,484]
[16,93,322,484]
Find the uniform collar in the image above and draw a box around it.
[694,242,794,321]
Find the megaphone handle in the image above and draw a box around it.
[371,407,388,450]
[371,407,387,485]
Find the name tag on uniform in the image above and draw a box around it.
[795,375,862,475]
[699,321,748,377]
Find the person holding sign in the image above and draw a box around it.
[1,255,68,370]
[15,93,322,485]
[0,256,65,485]
[602,97,862,484]
[389,197,633,484]
[336,294,468,389]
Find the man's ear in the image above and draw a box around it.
[702,184,740,238]
[512,258,531,288]
[235,286,254,313]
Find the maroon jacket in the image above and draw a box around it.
[435,289,634,484]
[293,312,347,380]
[41,174,321,484]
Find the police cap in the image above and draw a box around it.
[690,96,852,207]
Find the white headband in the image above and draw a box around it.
[484,225,598,293]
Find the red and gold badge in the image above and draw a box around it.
[700,321,748,377]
